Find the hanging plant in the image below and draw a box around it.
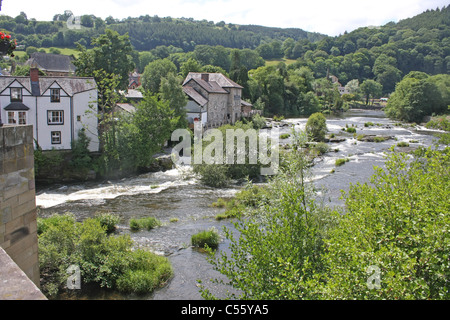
[0,31,17,57]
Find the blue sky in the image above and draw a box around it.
[1,0,449,36]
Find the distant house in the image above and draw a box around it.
[128,71,141,89]
[25,52,76,77]
[182,73,243,128]
[329,74,350,95]
[0,68,99,152]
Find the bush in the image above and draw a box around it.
[129,217,161,231]
[280,133,290,139]
[346,127,357,133]
[373,136,386,143]
[38,213,172,298]
[116,250,173,294]
[94,212,120,234]
[306,113,327,142]
[314,142,330,155]
[335,158,350,166]
[364,122,374,127]
[192,228,220,249]
[397,142,410,147]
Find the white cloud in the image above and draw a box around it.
[1,0,448,36]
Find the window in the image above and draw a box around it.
[51,131,61,144]
[7,111,16,124]
[11,88,22,102]
[50,89,60,102]
[48,110,64,125]
[18,112,27,125]
[6,111,27,125]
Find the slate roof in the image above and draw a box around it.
[0,76,97,97]
[183,86,208,107]
[183,72,243,90]
[4,102,30,110]
[26,52,76,73]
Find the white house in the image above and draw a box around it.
[0,68,99,152]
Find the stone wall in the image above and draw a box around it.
[0,125,41,289]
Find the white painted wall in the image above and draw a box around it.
[73,90,99,152]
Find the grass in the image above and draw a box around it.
[373,136,386,143]
[335,158,350,167]
[130,217,162,231]
[280,133,291,139]
[397,142,410,147]
[346,127,357,133]
[191,228,220,250]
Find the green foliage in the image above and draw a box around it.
[193,122,266,188]
[192,228,220,250]
[141,58,177,93]
[346,127,357,133]
[94,212,121,234]
[201,137,450,299]
[335,158,350,166]
[373,136,386,143]
[70,129,92,171]
[74,29,135,90]
[396,142,410,147]
[116,250,173,294]
[38,213,172,297]
[385,73,448,123]
[280,133,290,139]
[306,112,327,142]
[313,142,330,155]
[129,217,162,231]
[426,116,450,131]
[322,148,450,299]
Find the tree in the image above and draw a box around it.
[141,58,177,93]
[305,112,327,142]
[74,29,135,90]
[159,73,188,129]
[360,79,383,105]
[385,74,445,123]
[179,58,203,78]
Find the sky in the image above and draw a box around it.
[1,0,449,36]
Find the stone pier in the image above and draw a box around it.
[0,125,46,300]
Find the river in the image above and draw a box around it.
[35,109,440,300]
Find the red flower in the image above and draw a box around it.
[6,35,11,39]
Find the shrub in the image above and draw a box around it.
[373,136,386,143]
[314,142,330,155]
[364,122,374,127]
[38,214,172,298]
[335,158,350,166]
[306,112,327,142]
[192,228,220,249]
[94,212,121,234]
[346,127,357,133]
[397,142,410,147]
[280,133,290,139]
[116,249,173,294]
[129,217,161,231]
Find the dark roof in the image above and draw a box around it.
[26,52,76,73]
[0,76,97,96]
[183,86,208,107]
[184,77,228,94]
[183,73,243,90]
[4,102,30,110]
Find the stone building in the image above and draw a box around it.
[182,73,243,128]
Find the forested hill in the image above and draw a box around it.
[0,12,325,51]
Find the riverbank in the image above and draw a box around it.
[35,109,444,299]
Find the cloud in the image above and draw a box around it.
[1,0,448,36]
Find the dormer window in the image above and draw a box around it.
[50,89,60,102]
[11,88,22,102]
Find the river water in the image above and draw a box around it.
[36,109,440,300]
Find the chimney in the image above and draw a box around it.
[30,67,39,82]
[201,73,209,82]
